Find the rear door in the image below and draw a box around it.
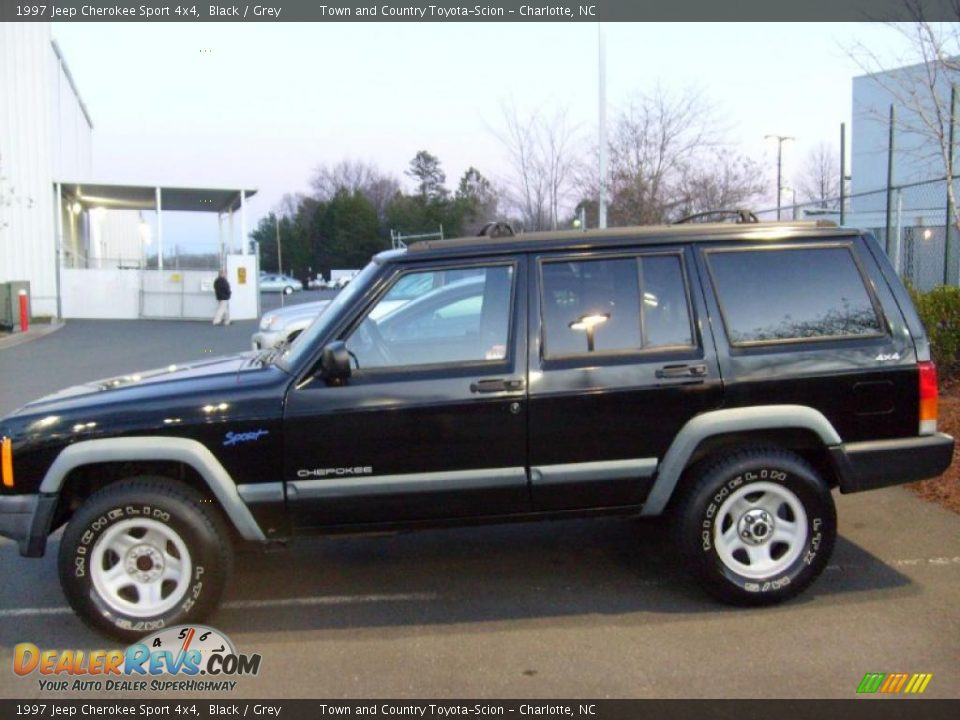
[527,244,724,511]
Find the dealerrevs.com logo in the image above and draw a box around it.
[14,625,261,692]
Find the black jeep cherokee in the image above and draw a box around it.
[0,220,954,639]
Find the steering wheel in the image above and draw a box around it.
[356,318,397,367]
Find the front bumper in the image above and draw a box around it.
[830,432,955,494]
[0,493,58,557]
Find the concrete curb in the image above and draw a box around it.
[0,321,66,350]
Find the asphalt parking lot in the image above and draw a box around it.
[0,306,958,699]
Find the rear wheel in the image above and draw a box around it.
[58,477,233,641]
[674,447,836,605]
[283,286,293,295]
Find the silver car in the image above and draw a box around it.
[259,273,302,295]
[252,299,331,350]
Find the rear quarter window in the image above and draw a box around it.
[706,244,885,346]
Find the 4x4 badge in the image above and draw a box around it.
[876,352,901,362]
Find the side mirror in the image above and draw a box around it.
[320,341,351,383]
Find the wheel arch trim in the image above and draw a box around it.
[641,405,841,516]
[40,437,267,542]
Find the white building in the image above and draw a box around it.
[0,24,259,321]
[850,58,960,288]
[0,24,93,317]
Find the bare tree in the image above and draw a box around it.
[849,16,960,229]
[675,150,768,218]
[573,87,763,226]
[795,142,841,208]
[309,159,400,223]
[493,103,582,231]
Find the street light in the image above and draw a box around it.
[569,313,609,352]
[765,134,794,220]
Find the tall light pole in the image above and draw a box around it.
[765,134,794,220]
[275,214,284,308]
[598,23,608,229]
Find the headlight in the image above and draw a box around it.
[260,314,277,330]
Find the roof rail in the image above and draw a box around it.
[672,209,759,225]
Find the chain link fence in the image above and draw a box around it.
[755,177,957,291]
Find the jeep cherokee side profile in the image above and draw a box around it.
[0,220,953,639]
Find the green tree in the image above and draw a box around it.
[312,190,386,276]
[251,212,312,279]
[405,150,447,199]
[455,166,499,236]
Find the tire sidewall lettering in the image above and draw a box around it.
[696,463,826,593]
[67,500,207,628]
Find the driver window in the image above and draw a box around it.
[344,265,514,370]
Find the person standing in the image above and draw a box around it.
[212,270,232,326]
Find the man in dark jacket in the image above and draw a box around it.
[212,270,231,326]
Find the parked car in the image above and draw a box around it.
[259,273,301,294]
[307,277,328,290]
[0,217,953,639]
[252,300,332,350]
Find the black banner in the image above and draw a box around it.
[2,0,960,22]
[0,700,958,719]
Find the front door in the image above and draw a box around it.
[527,245,723,511]
[283,257,529,528]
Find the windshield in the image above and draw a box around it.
[275,260,382,371]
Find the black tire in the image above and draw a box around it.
[283,286,293,295]
[674,447,836,606]
[58,477,233,641]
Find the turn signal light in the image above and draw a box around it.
[918,361,939,435]
[1,437,12,488]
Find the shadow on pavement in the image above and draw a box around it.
[0,516,910,647]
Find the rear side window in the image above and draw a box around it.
[707,245,884,346]
[540,254,693,357]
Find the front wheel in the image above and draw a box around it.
[283,286,293,295]
[58,477,233,641]
[674,447,836,606]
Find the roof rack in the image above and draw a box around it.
[478,221,515,238]
[672,209,759,225]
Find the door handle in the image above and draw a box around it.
[655,363,707,379]
[470,378,525,393]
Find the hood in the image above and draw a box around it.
[263,300,330,322]
[15,353,257,412]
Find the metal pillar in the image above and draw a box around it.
[840,122,847,226]
[55,183,63,320]
[885,105,896,256]
[155,187,164,271]
[945,85,957,285]
[597,23,608,230]
[240,190,248,255]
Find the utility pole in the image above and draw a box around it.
[275,214,284,308]
[598,23,608,229]
[765,134,794,221]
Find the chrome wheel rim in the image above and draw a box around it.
[713,481,808,580]
[90,518,192,617]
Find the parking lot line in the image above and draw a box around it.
[0,592,437,620]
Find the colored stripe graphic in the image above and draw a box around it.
[857,673,886,694]
[857,672,932,694]
[904,673,933,694]
[879,673,908,693]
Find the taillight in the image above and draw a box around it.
[1,437,12,488]
[919,361,939,435]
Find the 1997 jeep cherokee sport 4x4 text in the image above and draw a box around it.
[0,220,954,639]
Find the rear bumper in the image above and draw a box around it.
[830,432,955,494]
[0,493,57,557]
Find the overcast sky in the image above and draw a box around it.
[51,21,916,246]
